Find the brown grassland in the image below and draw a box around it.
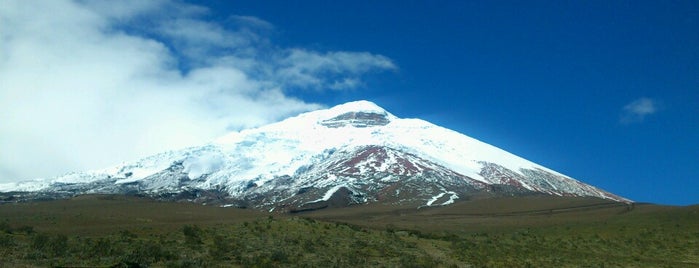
[0,195,697,267]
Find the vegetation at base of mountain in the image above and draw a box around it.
[0,195,697,267]
[0,217,442,267]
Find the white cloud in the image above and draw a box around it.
[276,49,397,90]
[229,15,275,30]
[621,97,659,124]
[0,0,395,182]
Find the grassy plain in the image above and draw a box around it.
[0,195,697,267]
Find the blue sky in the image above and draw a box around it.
[204,1,699,205]
[1,1,697,205]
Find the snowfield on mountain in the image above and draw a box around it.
[0,101,630,210]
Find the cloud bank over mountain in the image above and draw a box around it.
[0,0,395,182]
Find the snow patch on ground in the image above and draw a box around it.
[442,192,459,205]
[321,185,346,201]
[426,191,459,206]
[381,175,398,182]
[426,192,446,206]
[308,185,347,203]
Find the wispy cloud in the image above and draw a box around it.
[620,97,659,124]
[276,49,397,90]
[0,0,396,182]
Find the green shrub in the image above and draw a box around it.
[182,225,203,247]
[15,225,35,234]
[209,234,234,260]
[123,240,172,266]
[0,233,15,247]
[0,221,11,234]
[30,233,50,254]
[49,234,68,257]
[28,233,68,258]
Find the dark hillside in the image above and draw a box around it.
[1,195,697,267]
[0,194,263,235]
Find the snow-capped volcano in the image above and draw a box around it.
[0,100,630,210]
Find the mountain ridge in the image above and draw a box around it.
[0,100,631,209]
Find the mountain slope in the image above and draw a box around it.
[0,100,630,210]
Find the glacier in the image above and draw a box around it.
[0,100,631,210]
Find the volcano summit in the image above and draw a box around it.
[0,101,630,211]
